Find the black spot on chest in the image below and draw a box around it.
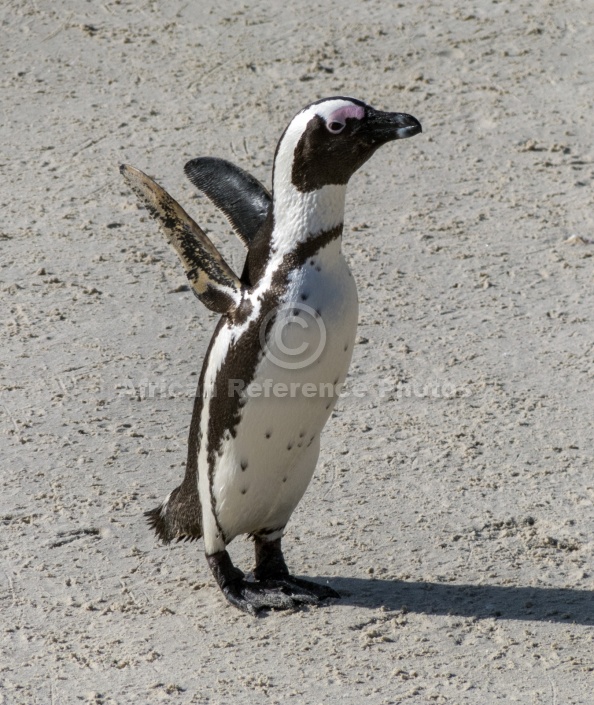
[205,225,344,495]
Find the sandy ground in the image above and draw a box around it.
[1,0,594,703]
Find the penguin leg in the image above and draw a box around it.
[206,550,302,616]
[253,537,340,602]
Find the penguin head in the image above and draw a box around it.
[274,97,422,194]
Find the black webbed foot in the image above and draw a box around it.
[207,541,339,616]
[221,577,304,615]
[271,575,340,601]
[254,536,339,603]
[207,550,308,615]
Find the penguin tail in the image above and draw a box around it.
[145,485,203,544]
[120,164,244,316]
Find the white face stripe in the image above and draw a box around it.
[308,97,364,122]
[271,98,367,254]
[273,98,365,192]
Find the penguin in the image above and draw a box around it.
[120,97,421,615]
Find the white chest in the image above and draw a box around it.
[206,240,358,544]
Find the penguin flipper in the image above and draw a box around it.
[184,157,271,247]
[121,164,244,315]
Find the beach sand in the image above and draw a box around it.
[1,1,593,703]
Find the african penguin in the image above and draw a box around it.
[121,97,421,615]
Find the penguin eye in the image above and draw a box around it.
[326,120,346,134]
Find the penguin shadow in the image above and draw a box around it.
[313,576,594,625]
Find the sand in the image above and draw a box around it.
[1,0,593,703]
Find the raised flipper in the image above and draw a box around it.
[184,157,271,247]
[120,164,244,315]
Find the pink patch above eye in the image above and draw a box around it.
[327,104,365,124]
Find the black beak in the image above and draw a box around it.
[365,109,422,143]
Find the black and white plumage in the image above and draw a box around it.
[121,97,421,615]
